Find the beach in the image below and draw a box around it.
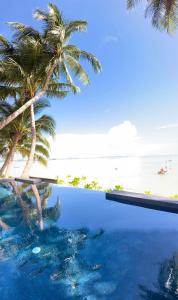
[3,155,178,196]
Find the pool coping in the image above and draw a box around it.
[0,177,57,184]
[1,179,178,213]
[29,176,58,184]
[15,177,42,184]
[0,178,15,183]
[106,190,178,213]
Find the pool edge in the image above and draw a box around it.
[106,191,178,214]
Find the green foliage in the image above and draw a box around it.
[69,177,81,187]
[84,180,102,191]
[171,194,178,199]
[0,99,55,168]
[4,3,101,95]
[84,183,93,190]
[0,2,101,175]
[104,189,113,193]
[144,190,152,195]
[56,176,65,185]
[54,174,127,194]
[127,0,178,33]
[91,181,99,188]
[115,185,124,191]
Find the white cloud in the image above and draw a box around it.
[103,35,118,44]
[49,121,164,159]
[108,121,137,142]
[157,123,178,130]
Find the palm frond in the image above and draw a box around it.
[79,50,102,73]
[0,35,12,52]
[7,58,26,77]
[34,153,48,166]
[127,0,142,9]
[36,114,56,137]
[48,81,80,94]
[7,22,41,41]
[35,144,49,158]
[33,9,49,21]
[127,0,178,32]
[46,89,68,98]
[48,3,63,25]
[36,134,50,148]
[0,86,19,101]
[64,55,90,85]
[33,99,51,115]
[65,21,87,39]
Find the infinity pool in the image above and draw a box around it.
[0,182,178,300]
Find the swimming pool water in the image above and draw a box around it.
[0,182,178,300]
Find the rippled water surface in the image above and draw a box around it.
[0,182,178,300]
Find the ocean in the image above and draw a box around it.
[3,155,178,196]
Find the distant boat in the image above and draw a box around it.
[157,167,167,175]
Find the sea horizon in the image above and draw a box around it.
[2,154,178,197]
[1,153,178,162]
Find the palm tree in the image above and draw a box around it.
[0,2,101,130]
[127,0,178,32]
[0,34,73,177]
[0,4,101,177]
[0,98,55,177]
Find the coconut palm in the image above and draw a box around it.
[0,98,55,177]
[0,181,60,230]
[0,3,101,177]
[127,0,178,32]
[0,34,74,177]
[0,2,101,130]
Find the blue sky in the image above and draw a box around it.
[1,0,178,156]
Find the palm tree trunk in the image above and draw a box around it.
[0,63,56,130]
[5,142,17,177]
[0,151,12,176]
[22,103,36,178]
[0,134,19,176]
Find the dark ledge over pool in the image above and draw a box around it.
[106,190,178,214]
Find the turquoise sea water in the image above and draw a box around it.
[0,183,178,299]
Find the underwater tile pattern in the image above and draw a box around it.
[0,183,178,299]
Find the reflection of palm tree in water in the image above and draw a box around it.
[0,182,104,298]
[0,181,61,262]
[31,184,44,230]
[9,181,60,230]
[139,253,178,299]
[11,181,33,227]
[26,182,60,223]
[0,217,10,230]
[0,181,60,232]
